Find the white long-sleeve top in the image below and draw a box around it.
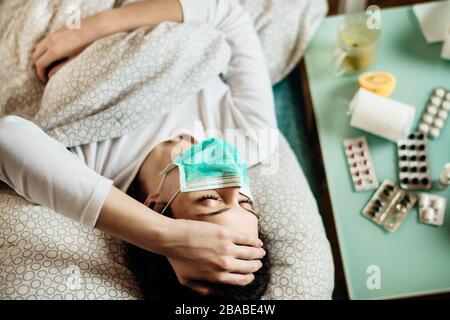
[0,0,277,228]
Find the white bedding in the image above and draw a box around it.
[0,0,327,147]
[0,0,332,300]
[0,135,334,300]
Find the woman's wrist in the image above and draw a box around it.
[95,186,175,255]
[80,10,114,44]
[141,211,178,256]
[155,218,188,257]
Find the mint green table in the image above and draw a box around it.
[304,6,450,300]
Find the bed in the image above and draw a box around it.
[0,0,334,299]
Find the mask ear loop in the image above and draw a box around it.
[160,188,180,215]
[144,169,180,214]
[155,172,167,195]
[143,172,168,207]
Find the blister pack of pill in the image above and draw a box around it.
[418,193,446,226]
[362,180,417,232]
[397,132,432,190]
[439,163,450,189]
[418,88,450,139]
[343,137,379,192]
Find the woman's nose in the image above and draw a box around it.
[219,187,241,204]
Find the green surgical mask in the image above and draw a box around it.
[151,138,252,214]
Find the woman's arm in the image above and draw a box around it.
[0,116,265,294]
[33,0,184,82]
[0,116,113,227]
[92,0,183,36]
[96,186,265,293]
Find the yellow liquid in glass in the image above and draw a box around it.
[338,23,379,72]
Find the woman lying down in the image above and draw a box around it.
[0,0,278,299]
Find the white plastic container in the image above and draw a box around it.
[350,88,416,142]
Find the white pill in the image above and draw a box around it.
[434,118,445,128]
[419,194,430,208]
[423,114,434,123]
[430,127,441,138]
[446,92,450,100]
[434,118,444,128]
[427,105,438,115]
[431,97,442,106]
[422,207,435,222]
[422,114,434,124]
[435,88,445,97]
[432,198,445,211]
[438,110,448,120]
[442,101,450,111]
[419,123,430,133]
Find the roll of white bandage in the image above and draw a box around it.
[350,88,416,142]
[442,23,450,60]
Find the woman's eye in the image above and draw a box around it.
[198,194,221,203]
[239,197,253,205]
[239,199,253,208]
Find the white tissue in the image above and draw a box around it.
[350,88,416,142]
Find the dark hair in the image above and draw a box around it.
[125,204,271,300]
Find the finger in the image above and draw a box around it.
[233,245,266,260]
[210,272,255,286]
[35,50,55,83]
[32,37,49,62]
[47,61,67,79]
[184,280,213,296]
[227,258,262,274]
[36,50,67,82]
[231,232,263,248]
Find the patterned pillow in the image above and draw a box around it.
[0,135,334,300]
[0,190,141,300]
[251,135,334,299]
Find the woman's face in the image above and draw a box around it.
[170,187,259,238]
[140,138,259,238]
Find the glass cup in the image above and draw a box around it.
[334,13,381,76]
